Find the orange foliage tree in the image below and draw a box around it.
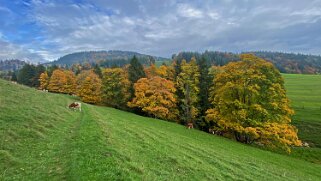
[77,71,102,104]
[128,76,178,121]
[64,70,76,94]
[39,72,49,90]
[206,54,301,152]
[47,69,76,94]
[47,69,67,93]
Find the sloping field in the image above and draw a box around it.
[283,74,321,163]
[1,79,321,180]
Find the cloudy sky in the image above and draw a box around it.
[1,0,321,62]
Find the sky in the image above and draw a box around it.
[0,0,321,63]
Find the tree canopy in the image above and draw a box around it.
[206,54,301,152]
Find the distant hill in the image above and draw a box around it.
[46,50,168,67]
[0,59,26,72]
[172,51,321,74]
[250,51,321,74]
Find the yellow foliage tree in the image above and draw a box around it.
[128,76,178,121]
[177,57,200,123]
[102,68,131,108]
[47,69,67,93]
[156,64,175,81]
[206,54,301,152]
[64,70,76,94]
[39,72,49,90]
[77,71,102,104]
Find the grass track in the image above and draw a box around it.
[1,78,321,180]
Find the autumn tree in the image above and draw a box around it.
[206,54,301,152]
[144,63,158,78]
[128,76,178,121]
[102,68,131,109]
[47,69,76,94]
[177,57,200,124]
[77,71,102,104]
[47,69,66,93]
[64,70,77,94]
[39,72,49,90]
[34,65,46,87]
[156,64,175,81]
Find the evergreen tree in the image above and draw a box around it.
[17,64,36,86]
[128,55,146,97]
[48,65,59,77]
[33,65,46,87]
[197,56,213,130]
[93,64,103,78]
[11,72,17,81]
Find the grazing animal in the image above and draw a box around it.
[186,122,194,129]
[69,102,82,112]
[208,128,215,134]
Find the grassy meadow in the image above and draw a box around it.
[0,76,321,180]
[283,74,321,163]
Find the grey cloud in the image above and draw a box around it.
[2,0,321,61]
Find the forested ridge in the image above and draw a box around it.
[173,51,321,74]
[46,50,166,67]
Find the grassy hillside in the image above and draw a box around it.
[283,74,321,163]
[1,79,321,180]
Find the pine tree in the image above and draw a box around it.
[93,64,103,78]
[197,56,213,129]
[17,64,36,87]
[128,55,146,97]
[11,72,17,82]
[33,65,46,87]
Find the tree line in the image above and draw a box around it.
[14,54,302,153]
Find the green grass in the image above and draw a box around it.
[1,78,321,180]
[283,74,321,163]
